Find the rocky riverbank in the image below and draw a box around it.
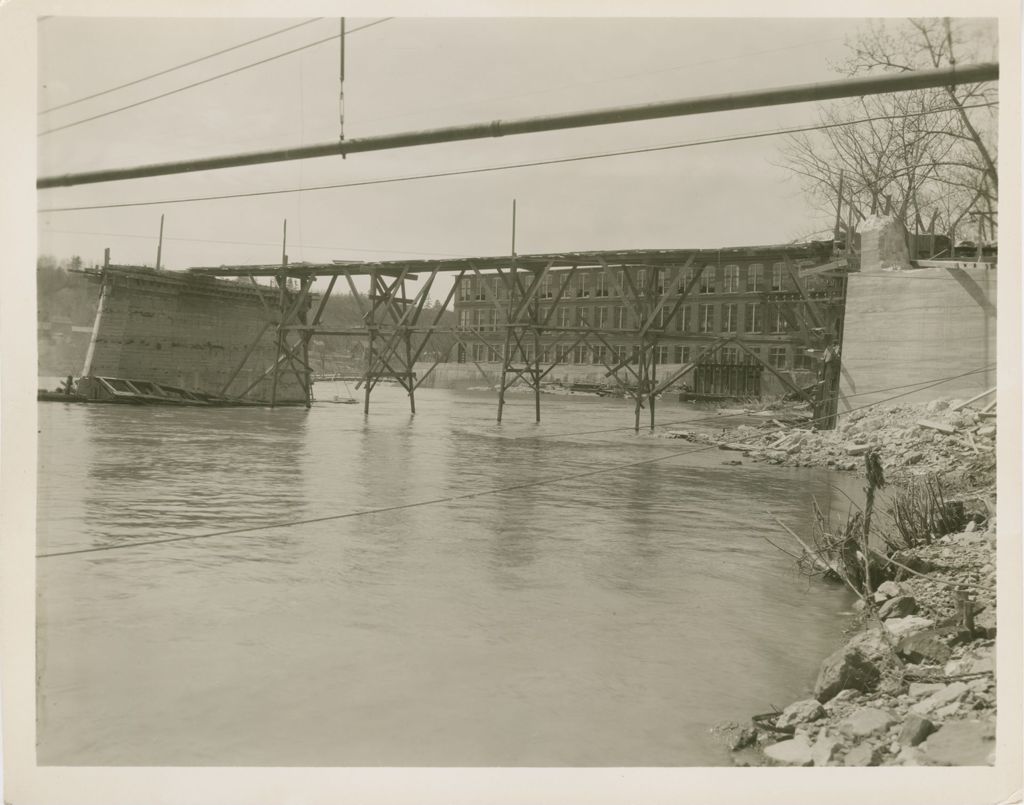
[702,396,999,766]
[667,397,996,487]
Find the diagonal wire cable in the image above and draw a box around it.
[39,18,324,115]
[38,18,393,136]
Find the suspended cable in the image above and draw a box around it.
[36,363,996,560]
[38,18,393,136]
[39,18,324,115]
[36,100,999,213]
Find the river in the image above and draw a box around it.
[36,385,858,766]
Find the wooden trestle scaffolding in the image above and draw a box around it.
[189,246,848,429]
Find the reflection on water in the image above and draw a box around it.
[37,386,858,766]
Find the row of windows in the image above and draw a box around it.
[455,262,836,301]
[457,302,794,334]
[459,343,812,369]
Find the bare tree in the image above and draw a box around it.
[779,18,998,248]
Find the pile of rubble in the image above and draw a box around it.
[667,397,996,484]
[720,520,997,767]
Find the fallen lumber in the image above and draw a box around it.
[917,419,957,435]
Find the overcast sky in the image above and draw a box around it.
[35,15,995,299]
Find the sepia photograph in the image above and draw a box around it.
[1,1,1021,803]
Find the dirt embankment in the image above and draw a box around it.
[694,397,998,767]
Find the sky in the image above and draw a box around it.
[34,14,997,300]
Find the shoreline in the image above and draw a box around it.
[694,397,998,767]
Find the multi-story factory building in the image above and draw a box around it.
[451,241,845,394]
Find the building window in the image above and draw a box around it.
[493,277,503,300]
[769,346,787,368]
[474,309,496,331]
[698,304,715,333]
[577,275,589,298]
[771,262,785,292]
[676,305,692,332]
[596,306,610,328]
[615,306,629,329]
[680,267,698,293]
[573,345,589,364]
[794,351,814,371]
[700,266,716,294]
[723,265,740,293]
[592,345,607,365]
[770,305,787,334]
[636,269,647,292]
[722,303,738,333]
[615,345,630,364]
[458,310,470,329]
[576,307,589,326]
[655,345,670,365]
[559,307,572,328]
[458,277,472,301]
[595,271,608,298]
[744,302,763,334]
[540,275,553,299]
[472,344,486,362]
[721,346,739,364]
[654,269,666,295]
[747,264,764,292]
[681,346,691,364]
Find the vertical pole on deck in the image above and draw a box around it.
[155,214,164,270]
[338,18,346,144]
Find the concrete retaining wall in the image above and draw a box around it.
[84,266,307,402]
[838,266,996,410]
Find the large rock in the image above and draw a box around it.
[912,682,969,715]
[878,595,919,620]
[897,630,953,664]
[764,736,814,766]
[815,634,885,703]
[811,732,843,767]
[899,714,936,746]
[844,742,883,766]
[884,616,935,639]
[874,580,904,600]
[973,609,997,639]
[776,699,826,729]
[921,719,996,766]
[838,707,896,739]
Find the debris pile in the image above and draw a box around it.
[667,397,996,485]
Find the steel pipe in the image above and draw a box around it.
[38,62,998,189]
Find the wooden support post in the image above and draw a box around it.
[364,270,377,415]
[649,343,657,431]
